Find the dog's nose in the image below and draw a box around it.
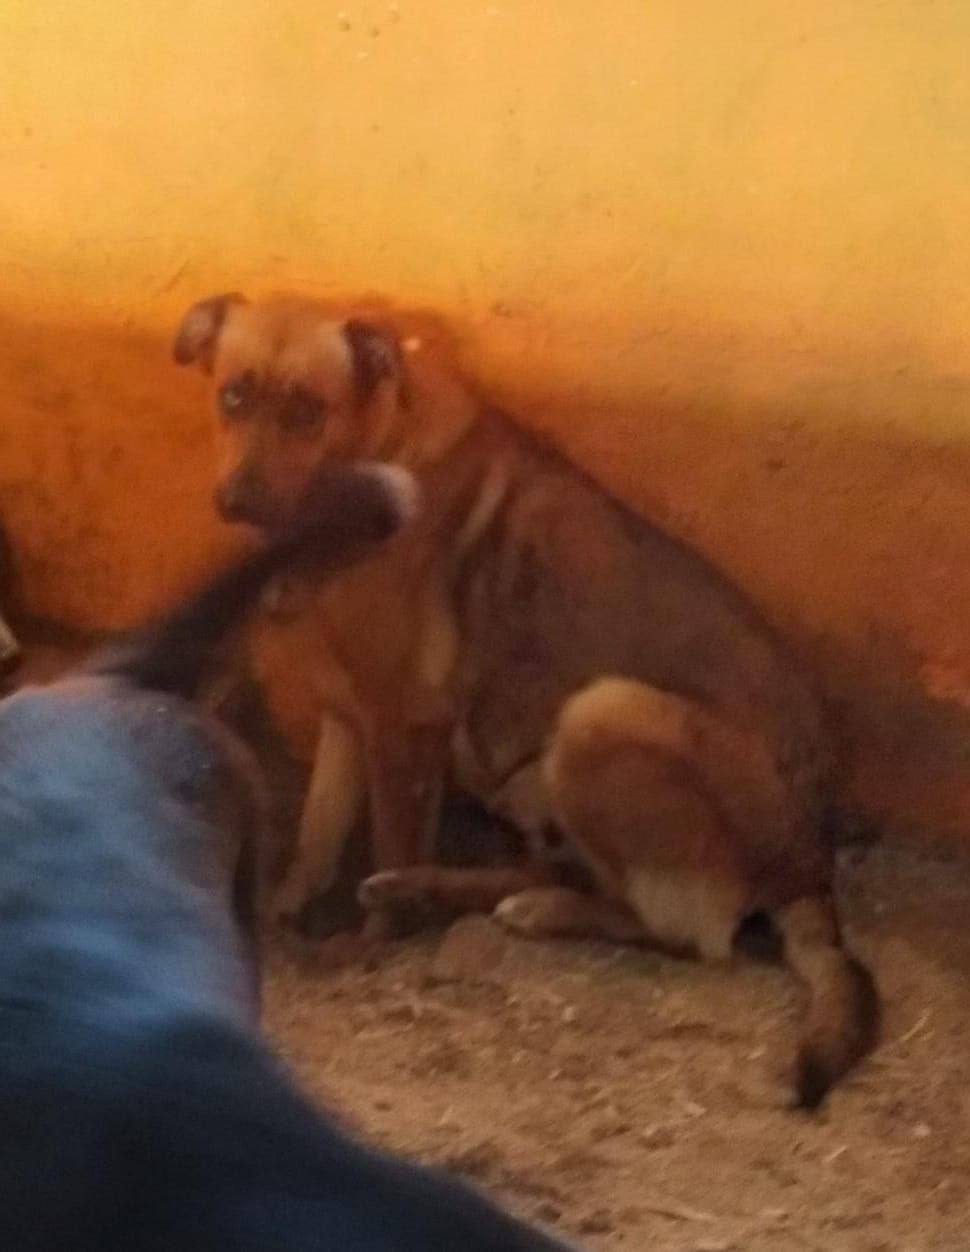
[215,472,264,524]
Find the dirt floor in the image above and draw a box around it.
[10,638,970,1250]
[265,837,970,1252]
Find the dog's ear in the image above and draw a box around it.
[173,293,247,371]
[343,319,405,404]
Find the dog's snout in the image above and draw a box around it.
[215,471,265,524]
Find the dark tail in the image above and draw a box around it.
[775,895,879,1110]
[85,462,417,699]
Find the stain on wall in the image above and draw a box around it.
[2,0,970,844]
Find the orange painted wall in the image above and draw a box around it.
[2,1,970,843]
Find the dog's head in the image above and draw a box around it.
[174,294,411,533]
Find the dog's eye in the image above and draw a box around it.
[281,390,325,432]
[219,381,249,418]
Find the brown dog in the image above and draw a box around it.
[174,292,878,1108]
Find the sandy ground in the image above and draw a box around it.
[10,639,970,1250]
[265,837,970,1252]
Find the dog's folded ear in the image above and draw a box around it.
[173,293,247,371]
[343,319,406,404]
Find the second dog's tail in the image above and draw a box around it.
[86,463,418,700]
[775,894,879,1110]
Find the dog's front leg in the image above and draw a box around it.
[361,716,449,874]
[273,711,365,925]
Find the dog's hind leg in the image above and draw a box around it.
[541,678,749,961]
[540,677,877,1105]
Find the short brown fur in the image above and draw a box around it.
[175,292,878,1107]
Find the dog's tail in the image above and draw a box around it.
[774,894,879,1110]
[86,463,418,700]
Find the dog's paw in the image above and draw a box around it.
[358,870,405,910]
[494,888,573,937]
[358,869,434,911]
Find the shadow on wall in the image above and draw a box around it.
[2,312,970,850]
